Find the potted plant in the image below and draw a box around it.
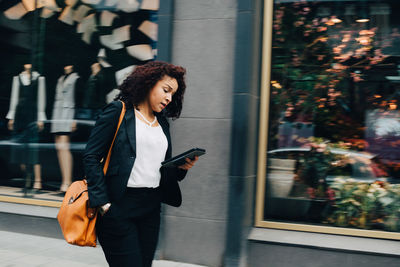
[296,138,352,221]
[266,158,297,198]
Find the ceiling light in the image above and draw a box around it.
[356,18,370,23]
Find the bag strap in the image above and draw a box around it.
[102,101,126,174]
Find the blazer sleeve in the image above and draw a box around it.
[83,101,122,207]
[167,167,187,182]
[162,116,188,182]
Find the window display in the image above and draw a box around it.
[0,0,159,202]
[263,0,400,234]
[51,65,80,192]
[6,63,46,194]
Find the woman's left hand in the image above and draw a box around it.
[178,156,199,170]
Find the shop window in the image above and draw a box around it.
[0,0,158,204]
[259,0,400,237]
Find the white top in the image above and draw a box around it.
[6,71,47,121]
[127,116,168,188]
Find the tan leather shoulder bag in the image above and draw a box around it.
[57,101,126,247]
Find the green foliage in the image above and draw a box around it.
[329,180,400,231]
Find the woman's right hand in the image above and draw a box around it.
[178,156,199,170]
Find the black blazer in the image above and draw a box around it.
[83,101,187,208]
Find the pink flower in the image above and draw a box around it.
[294,21,304,27]
[333,47,342,54]
[375,49,383,56]
[275,10,284,19]
[316,143,327,152]
[326,188,335,201]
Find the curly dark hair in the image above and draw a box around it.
[115,61,186,119]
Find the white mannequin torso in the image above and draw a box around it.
[6,71,46,121]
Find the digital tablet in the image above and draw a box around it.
[161,148,206,168]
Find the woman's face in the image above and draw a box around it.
[148,75,178,113]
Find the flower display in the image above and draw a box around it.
[265,0,400,234]
[268,1,399,148]
[328,179,400,231]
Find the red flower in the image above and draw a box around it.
[325,188,336,201]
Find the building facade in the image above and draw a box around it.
[1,1,400,267]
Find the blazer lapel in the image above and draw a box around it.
[62,72,77,87]
[124,108,136,154]
[156,113,172,159]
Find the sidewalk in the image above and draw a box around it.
[0,230,206,267]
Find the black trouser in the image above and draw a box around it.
[96,187,161,267]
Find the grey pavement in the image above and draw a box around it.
[0,230,207,267]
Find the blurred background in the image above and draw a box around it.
[1,0,400,267]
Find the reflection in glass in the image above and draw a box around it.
[6,64,46,195]
[0,1,158,201]
[265,0,400,232]
[51,65,80,192]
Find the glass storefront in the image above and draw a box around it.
[262,0,400,234]
[0,0,158,203]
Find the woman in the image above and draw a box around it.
[83,61,197,267]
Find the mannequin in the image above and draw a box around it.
[6,64,46,193]
[80,62,108,120]
[51,65,79,192]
